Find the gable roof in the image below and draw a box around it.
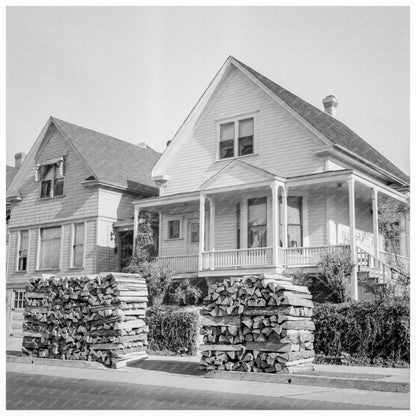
[233,58,409,185]
[7,117,161,199]
[51,118,160,193]
[6,165,19,190]
[153,56,409,187]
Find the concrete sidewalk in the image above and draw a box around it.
[7,336,410,395]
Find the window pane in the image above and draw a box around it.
[20,231,29,250]
[74,223,84,244]
[40,227,61,269]
[220,122,234,141]
[288,225,302,247]
[41,180,51,198]
[248,198,267,226]
[287,197,302,224]
[219,140,234,159]
[169,220,180,239]
[239,118,254,138]
[248,226,267,248]
[54,178,64,196]
[238,136,253,156]
[73,245,83,267]
[190,223,199,243]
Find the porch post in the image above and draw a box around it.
[371,188,379,258]
[208,196,215,251]
[282,187,288,248]
[270,181,279,266]
[133,205,140,256]
[199,194,206,270]
[347,178,358,301]
[158,210,163,257]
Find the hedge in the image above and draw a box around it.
[313,298,410,365]
[147,307,199,355]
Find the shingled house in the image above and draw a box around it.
[6,117,160,336]
[133,56,410,300]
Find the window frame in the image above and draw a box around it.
[12,290,25,310]
[70,222,86,269]
[39,161,65,200]
[216,113,258,161]
[16,230,29,272]
[37,226,63,271]
[166,217,182,240]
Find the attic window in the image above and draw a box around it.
[218,115,255,160]
[37,158,65,199]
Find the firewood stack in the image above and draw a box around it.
[199,274,315,373]
[21,272,148,368]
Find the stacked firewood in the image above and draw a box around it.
[199,274,315,373]
[22,273,148,368]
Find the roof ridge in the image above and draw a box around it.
[51,117,160,155]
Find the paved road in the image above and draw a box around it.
[6,371,398,411]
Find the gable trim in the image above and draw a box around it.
[199,159,284,190]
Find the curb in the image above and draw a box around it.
[203,369,410,393]
[7,354,109,370]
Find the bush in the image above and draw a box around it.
[317,252,354,303]
[167,278,207,306]
[313,297,410,366]
[147,307,199,355]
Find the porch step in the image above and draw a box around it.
[262,273,293,282]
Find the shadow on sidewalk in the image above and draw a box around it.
[128,359,204,376]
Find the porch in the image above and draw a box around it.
[133,169,409,299]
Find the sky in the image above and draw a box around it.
[6,6,410,175]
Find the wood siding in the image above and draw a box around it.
[162,68,326,195]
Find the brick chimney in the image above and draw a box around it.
[323,95,338,117]
[14,152,26,168]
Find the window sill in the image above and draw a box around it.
[14,270,28,274]
[165,238,184,241]
[36,269,61,272]
[68,267,85,270]
[216,153,259,163]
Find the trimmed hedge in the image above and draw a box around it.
[147,307,199,355]
[313,298,410,365]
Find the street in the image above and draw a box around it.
[6,370,404,411]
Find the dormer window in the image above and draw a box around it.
[36,157,65,199]
[218,115,255,160]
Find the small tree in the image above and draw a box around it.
[317,251,354,303]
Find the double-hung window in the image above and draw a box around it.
[168,220,180,239]
[248,197,267,248]
[218,116,255,160]
[18,230,29,271]
[38,159,65,199]
[39,227,61,269]
[72,223,85,267]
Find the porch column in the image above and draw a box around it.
[371,188,379,258]
[241,198,248,249]
[133,205,140,256]
[270,181,279,266]
[199,194,206,270]
[208,196,215,251]
[347,178,358,301]
[282,187,288,248]
[158,210,163,257]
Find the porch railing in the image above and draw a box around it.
[378,250,410,275]
[283,245,351,267]
[202,247,273,270]
[158,255,199,273]
[356,247,396,284]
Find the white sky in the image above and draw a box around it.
[6,6,410,175]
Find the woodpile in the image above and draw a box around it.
[22,273,148,368]
[199,274,315,373]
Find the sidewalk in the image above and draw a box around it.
[6,337,410,409]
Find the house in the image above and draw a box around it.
[6,117,160,336]
[132,56,410,300]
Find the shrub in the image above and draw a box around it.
[317,251,354,303]
[313,297,410,365]
[147,307,199,355]
[168,278,206,306]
